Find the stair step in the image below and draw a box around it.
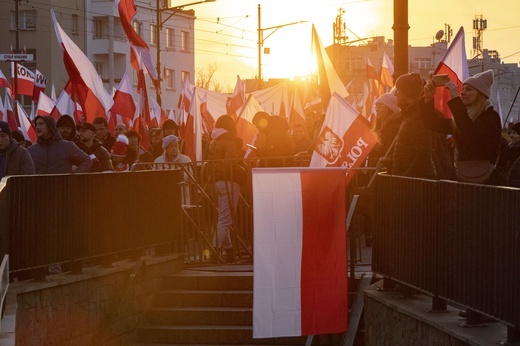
[146,306,252,326]
[154,289,253,308]
[137,324,306,345]
[163,271,253,290]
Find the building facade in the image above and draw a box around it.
[0,0,196,114]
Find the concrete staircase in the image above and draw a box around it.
[136,265,307,345]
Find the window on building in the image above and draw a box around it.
[166,69,175,89]
[414,57,432,70]
[93,17,108,39]
[150,24,157,45]
[11,10,37,30]
[166,28,175,49]
[181,31,189,51]
[94,62,104,78]
[72,14,79,34]
[181,71,190,84]
[133,20,142,36]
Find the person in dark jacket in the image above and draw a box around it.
[384,73,437,179]
[76,122,113,172]
[256,115,295,167]
[0,121,35,180]
[421,69,502,184]
[28,115,92,174]
[208,115,245,263]
[56,114,78,142]
[152,119,179,158]
[93,116,116,152]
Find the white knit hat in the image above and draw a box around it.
[463,69,494,99]
[376,92,399,113]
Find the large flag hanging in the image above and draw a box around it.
[116,0,158,84]
[32,69,47,103]
[311,25,348,110]
[252,167,348,338]
[11,63,35,96]
[15,101,37,142]
[380,51,394,89]
[235,94,264,152]
[51,10,113,121]
[110,71,136,120]
[433,26,469,118]
[310,92,378,185]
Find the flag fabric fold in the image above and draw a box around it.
[51,9,113,121]
[252,167,348,338]
[433,26,469,118]
[15,101,37,142]
[32,69,47,103]
[311,25,348,110]
[110,72,136,120]
[11,63,35,97]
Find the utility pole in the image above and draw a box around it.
[393,0,409,79]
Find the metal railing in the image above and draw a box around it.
[0,170,183,277]
[372,173,520,342]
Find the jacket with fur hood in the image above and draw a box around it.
[28,115,92,174]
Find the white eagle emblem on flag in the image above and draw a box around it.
[315,126,343,164]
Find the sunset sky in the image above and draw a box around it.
[191,0,520,88]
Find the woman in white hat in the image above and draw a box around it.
[422,69,503,184]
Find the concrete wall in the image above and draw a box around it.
[364,281,508,346]
[6,255,183,346]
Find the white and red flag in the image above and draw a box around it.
[32,69,47,103]
[110,71,136,120]
[116,0,158,84]
[433,26,469,118]
[226,75,245,118]
[3,92,18,131]
[36,91,56,117]
[11,63,35,97]
[51,10,113,122]
[380,51,394,89]
[236,94,264,153]
[310,92,378,185]
[15,100,37,142]
[0,69,12,92]
[311,25,348,110]
[252,167,348,338]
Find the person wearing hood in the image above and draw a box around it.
[208,115,246,263]
[28,115,92,174]
[56,114,78,142]
[0,121,35,180]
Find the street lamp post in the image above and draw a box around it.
[257,4,306,90]
[155,0,215,106]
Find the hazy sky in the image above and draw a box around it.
[191,0,520,88]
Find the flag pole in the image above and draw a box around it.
[502,85,520,127]
[235,93,253,123]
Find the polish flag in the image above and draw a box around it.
[226,75,245,119]
[311,24,348,110]
[133,57,151,150]
[0,69,11,92]
[310,92,378,185]
[51,10,113,122]
[199,91,215,145]
[236,94,264,153]
[15,101,37,142]
[36,91,56,117]
[110,72,136,120]
[182,88,202,161]
[288,90,308,137]
[11,63,35,96]
[3,92,18,131]
[433,26,469,118]
[116,0,158,82]
[177,74,194,113]
[380,51,394,89]
[32,69,47,103]
[51,89,76,120]
[51,83,57,101]
[252,167,348,338]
